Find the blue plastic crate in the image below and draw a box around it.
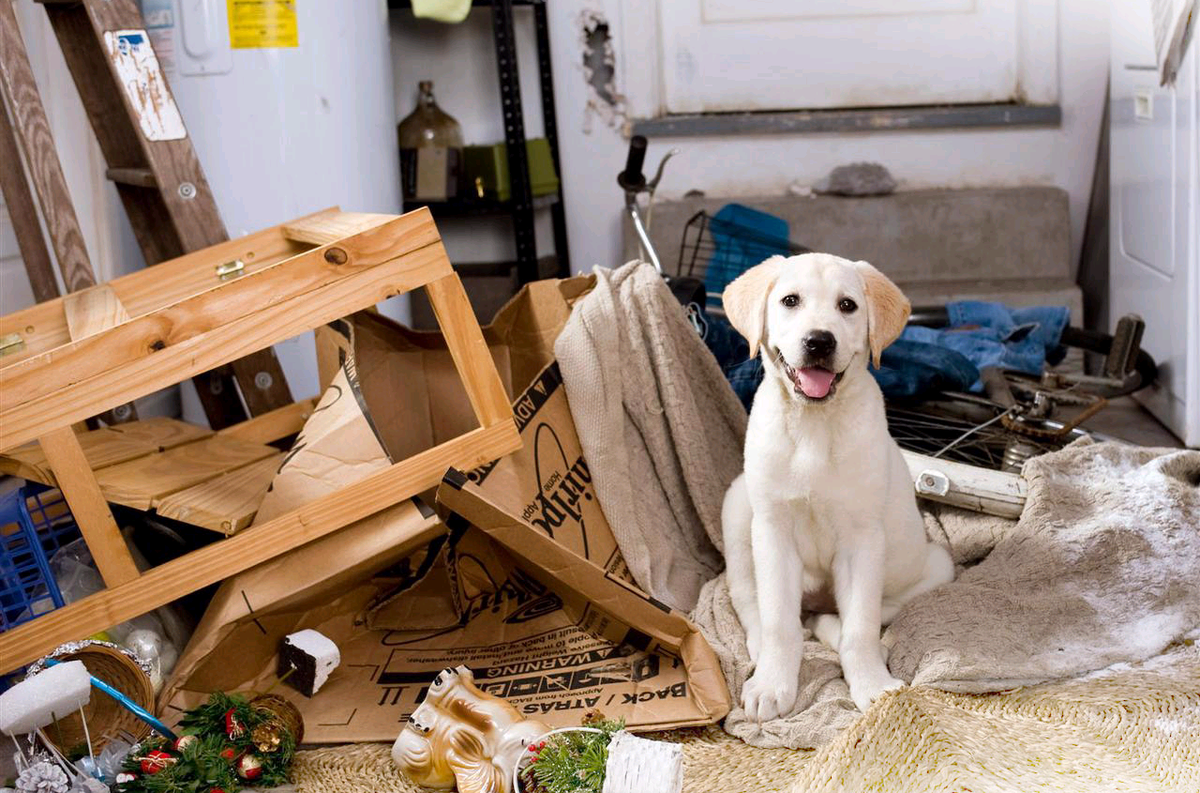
[0,483,82,632]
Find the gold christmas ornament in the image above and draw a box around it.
[251,723,282,753]
[391,666,549,793]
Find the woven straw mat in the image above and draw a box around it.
[291,644,1198,793]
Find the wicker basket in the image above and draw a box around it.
[251,694,305,746]
[43,643,155,755]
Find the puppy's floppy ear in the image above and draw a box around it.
[854,260,910,368]
[723,256,783,358]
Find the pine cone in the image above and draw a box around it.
[16,761,70,793]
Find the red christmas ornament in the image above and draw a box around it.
[219,747,239,763]
[236,754,263,780]
[140,750,177,775]
[211,789,227,793]
[174,735,199,752]
[224,707,247,739]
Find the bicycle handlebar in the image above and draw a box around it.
[618,135,648,191]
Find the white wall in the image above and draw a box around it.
[408,0,1106,277]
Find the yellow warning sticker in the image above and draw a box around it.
[226,0,298,49]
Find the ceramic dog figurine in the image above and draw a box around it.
[392,665,549,793]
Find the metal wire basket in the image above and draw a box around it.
[675,210,809,309]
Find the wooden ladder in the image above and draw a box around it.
[0,0,290,427]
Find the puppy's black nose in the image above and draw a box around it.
[803,330,836,358]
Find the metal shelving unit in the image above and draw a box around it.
[389,0,569,285]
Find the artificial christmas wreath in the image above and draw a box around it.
[115,693,300,793]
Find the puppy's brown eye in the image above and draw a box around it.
[780,294,799,308]
[838,298,858,313]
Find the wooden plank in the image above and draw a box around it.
[63,284,130,340]
[424,267,514,429]
[217,398,318,445]
[0,91,58,303]
[60,285,138,426]
[94,435,275,511]
[281,212,397,246]
[105,167,156,188]
[0,207,331,368]
[37,427,139,587]
[0,418,211,483]
[105,415,213,449]
[1,214,446,448]
[2,212,439,410]
[154,452,284,534]
[0,0,96,293]
[0,419,521,673]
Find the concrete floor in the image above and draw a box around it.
[1069,396,1184,448]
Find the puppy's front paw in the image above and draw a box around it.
[745,626,761,664]
[847,669,904,713]
[741,663,798,722]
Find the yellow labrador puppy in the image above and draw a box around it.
[721,253,954,720]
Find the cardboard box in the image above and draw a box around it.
[433,471,729,730]
[314,278,628,578]
[162,276,729,741]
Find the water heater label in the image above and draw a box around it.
[103,30,187,142]
[226,0,299,49]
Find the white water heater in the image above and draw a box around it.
[1110,0,1199,446]
[139,0,401,419]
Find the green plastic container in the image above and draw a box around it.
[462,138,559,202]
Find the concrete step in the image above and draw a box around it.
[630,187,1072,285]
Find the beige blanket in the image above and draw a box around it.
[554,262,746,611]
[700,439,1200,749]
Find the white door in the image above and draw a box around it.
[655,0,1050,113]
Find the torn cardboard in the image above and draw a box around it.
[162,498,728,741]
[435,471,730,730]
[254,357,392,524]
[314,278,630,579]
[162,275,727,741]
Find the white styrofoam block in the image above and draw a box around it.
[0,661,91,735]
[282,629,340,696]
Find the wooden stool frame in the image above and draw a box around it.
[0,207,520,671]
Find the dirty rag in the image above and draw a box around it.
[554,262,746,611]
[694,439,1200,749]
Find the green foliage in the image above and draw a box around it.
[520,720,624,793]
[115,693,296,793]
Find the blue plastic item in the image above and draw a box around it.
[43,657,178,740]
[0,484,82,632]
[703,204,793,308]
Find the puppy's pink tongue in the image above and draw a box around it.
[797,367,835,398]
